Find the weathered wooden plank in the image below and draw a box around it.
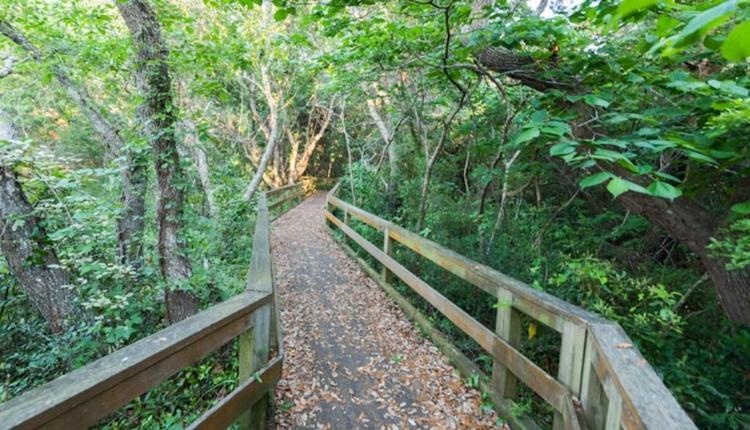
[555,321,588,430]
[327,196,603,333]
[587,323,696,430]
[0,290,272,430]
[240,192,277,430]
[603,387,623,430]
[326,211,571,412]
[382,226,394,284]
[580,341,607,430]
[493,289,521,400]
[189,356,282,430]
[247,195,273,294]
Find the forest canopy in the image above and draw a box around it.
[0,0,748,428]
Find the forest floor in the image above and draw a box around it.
[271,192,499,429]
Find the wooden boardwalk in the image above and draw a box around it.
[271,193,497,429]
[0,182,696,430]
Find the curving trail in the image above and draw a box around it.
[271,192,498,429]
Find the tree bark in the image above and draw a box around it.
[243,65,280,201]
[0,110,80,332]
[287,127,299,183]
[291,105,333,182]
[183,120,218,218]
[0,19,147,269]
[115,0,197,323]
[366,98,399,190]
[616,188,750,325]
[415,90,470,231]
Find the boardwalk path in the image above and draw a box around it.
[271,193,497,429]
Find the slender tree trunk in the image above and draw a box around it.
[366,98,398,190]
[291,105,333,182]
[115,0,197,323]
[183,120,218,218]
[339,104,357,205]
[486,149,521,252]
[0,110,80,332]
[243,66,280,201]
[415,90,471,231]
[287,128,299,184]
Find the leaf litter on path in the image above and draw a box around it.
[272,193,498,429]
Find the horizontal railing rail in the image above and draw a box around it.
[325,184,696,430]
[0,184,304,430]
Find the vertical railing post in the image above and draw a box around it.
[239,194,273,430]
[554,321,587,430]
[382,226,393,284]
[580,333,605,430]
[492,289,521,401]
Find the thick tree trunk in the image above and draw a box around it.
[0,20,147,269]
[115,0,197,323]
[616,189,750,325]
[0,110,80,332]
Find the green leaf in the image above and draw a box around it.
[593,148,627,161]
[540,121,571,136]
[646,181,682,200]
[513,127,540,145]
[730,201,750,215]
[617,0,658,19]
[606,177,648,198]
[708,79,749,96]
[607,177,630,198]
[722,20,750,61]
[549,141,576,156]
[273,8,289,21]
[579,172,612,188]
[673,0,737,46]
[685,150,717,164]
[584,95,610,108]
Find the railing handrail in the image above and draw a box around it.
[325,184,696,430]
[0,183,308,430]
[0,290,272,430]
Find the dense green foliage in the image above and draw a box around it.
[0,0,748,428]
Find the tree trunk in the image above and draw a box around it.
[616,188,750,325]
[243,65,280,201]
[287,128,299,183]
[115,0,197,323]
[0,19,147,269]
[0,110,80,332]
[291,105,333,182]
[183,120,218,218]
[366,98,398,190]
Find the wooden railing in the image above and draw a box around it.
[325,183,696,430]
[0,183,306,430]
